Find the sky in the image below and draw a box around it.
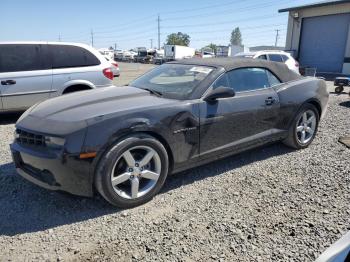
[1,0,319,50]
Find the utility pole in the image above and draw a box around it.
[91,29,94,47]
[150,39,153,49]
[157,15,161,50]
[114,43,117,50]
[275,29,280,47]
[58,34,61,42]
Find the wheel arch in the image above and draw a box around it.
[60,80,96,95]
[92,130,175,188]
[305,98,322,117]
[285,98,322,131]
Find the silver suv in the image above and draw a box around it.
[0,42,114,112]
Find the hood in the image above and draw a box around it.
[30,86,174,121]
[16,86,175,135]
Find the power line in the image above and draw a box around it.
[163,0,290,21]
[164,23,286,36]
[190,28,286,42]
[161,0,249,15]
[163,13,284,29]
[55,0,291,48]
[58,0,281,39]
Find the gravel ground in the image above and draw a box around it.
[0,82,349,262]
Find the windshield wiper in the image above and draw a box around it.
[142,88,163,97]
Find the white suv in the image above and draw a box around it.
[0,42,114,112]
[235,50,300,75]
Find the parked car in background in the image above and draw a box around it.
[114,49,124,61]
[98,48,114,60]
[122,50,138,62]
[0,42,114,112]
[201,51,215,58]
[235,50,300,74]
[10,58,328,208]
[104,56,120,77]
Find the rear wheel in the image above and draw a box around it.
[95,134,169,208]
[335,85,344,94]
[283,104,319,149]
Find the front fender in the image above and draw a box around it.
[83,106,200,177]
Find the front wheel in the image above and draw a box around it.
[95,134,169,208]
[283,104,319,149]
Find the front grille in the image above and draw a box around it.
[16,129,46,146]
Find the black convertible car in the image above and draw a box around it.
[10,58,329,208]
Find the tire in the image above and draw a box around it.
[283,103,319,149]
[335,85,344,94]
[95,134,169,208]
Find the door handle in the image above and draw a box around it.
[1,80,16,85]
[265,97,276,106]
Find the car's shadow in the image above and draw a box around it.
[0,143,292,236]
[0,112,23,125]
[339,101,350,108]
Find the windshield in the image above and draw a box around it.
[130,64,214,99]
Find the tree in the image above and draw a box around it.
[201,43,217,55]
[205,43,217,54]
[166,32,190,46]
[230,27,242,46]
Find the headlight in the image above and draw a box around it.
[45,136,65,148]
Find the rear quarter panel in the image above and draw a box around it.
[50,65,113,97]
[275,77,329,130]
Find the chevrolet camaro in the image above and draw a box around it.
[10,58,329,208]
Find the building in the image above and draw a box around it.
[279,0,350,76]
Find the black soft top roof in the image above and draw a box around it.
[170,57,302,83]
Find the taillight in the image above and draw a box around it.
[112,62,118,67]
[103,68,114,80]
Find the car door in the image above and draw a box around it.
[199,67,280,157]
[0,44,52,110]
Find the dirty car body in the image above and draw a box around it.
[10,58,329,198]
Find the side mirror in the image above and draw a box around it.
[204,87,235,102]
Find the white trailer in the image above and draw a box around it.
[164,45,195,61]
[228,45,250,57]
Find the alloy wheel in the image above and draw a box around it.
[296,110,317,145]
[110,146,161,199]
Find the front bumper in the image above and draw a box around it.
[10,142,94,197]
